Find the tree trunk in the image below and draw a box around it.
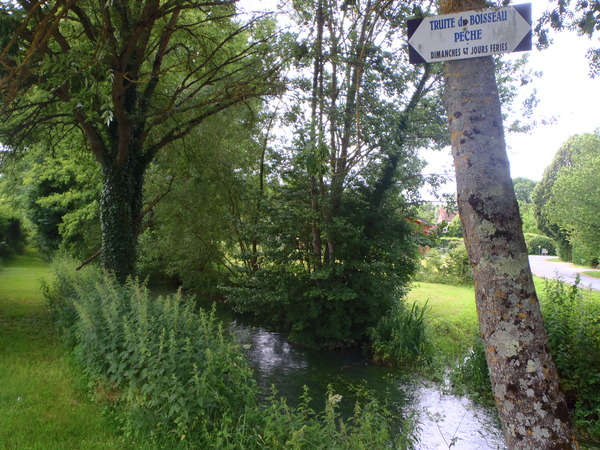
[441,2,574,448]
[100,151,146,284]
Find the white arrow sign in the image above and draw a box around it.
[408,4,531,64]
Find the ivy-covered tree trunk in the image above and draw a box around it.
[100,151,147,284]
[441,1,574,448]
[0,1,278,284]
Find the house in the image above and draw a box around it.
[436,205,457,225]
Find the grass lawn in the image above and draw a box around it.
[0,249,124,449]
[406,276,600,365]
[407,282,479,366]
[408,281,477,322]
[409,276,600,322]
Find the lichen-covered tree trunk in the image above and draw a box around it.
[100,151,146,284]
[441,1,574,448]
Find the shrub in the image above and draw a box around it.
[541,276,600,438]
[253,386,413,450]
[368,301,431,367]
[226,184,419,350]
[44,260,257,442]
[227,264,409,349]
[524,233,556,256]
[416,240,472,286]
[438,237,464,250]
[0,204,25,258]
[44,259,415,448]
[449,335,493,405]
[572,243,599,268]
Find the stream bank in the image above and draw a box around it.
[196,296,507,449]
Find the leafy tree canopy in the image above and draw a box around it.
[512,176,537,204]
[0,0,279,281]
[0,137,101,259]
[546,130,600,265]
[532,131,600,260]
[536,0,600,77]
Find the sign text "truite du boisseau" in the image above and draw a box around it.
[407,4,532,64]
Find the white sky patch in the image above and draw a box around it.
[240,0,599,196]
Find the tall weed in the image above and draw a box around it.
[449,335,493,405]
[44,258,416,448]
[415,243,472,286]
[369,301,431,367]
[45,259,257,442]
[541,276,600,437]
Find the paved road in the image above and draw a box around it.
[528,255,600,291]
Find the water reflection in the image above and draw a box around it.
[199,298,506,448]
[410,383,505,449]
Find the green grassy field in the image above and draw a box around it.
[0,249,124,449]
[408,276,600,321]
[407,282,479,365]
[407,277,600,364]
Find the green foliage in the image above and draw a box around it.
[416,240,472,286]
[446,215,463,238]
[546,132,600,267]
[572,244,599,268]
[368,301,431,367]
[513,177,537,204]
[137,107,263,292]
[532,133,600,262]
[44,259,258,443]
[415,202,438,224]
[252,387,411,450]
[0,1,278,281]
[1,142,101,259]
[0,203,24,258]
[541,277,600,437]
[44,259,413,448]
[512,178,541,234]
[524,233,557,256]
[519,203,541,234]
[227,187,419,349]
[449,335,494,405]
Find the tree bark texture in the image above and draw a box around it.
[441,2,574,448]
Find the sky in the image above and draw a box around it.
[420,0,600,189]
[240,0,599,187]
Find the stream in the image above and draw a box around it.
[196,297,507,449]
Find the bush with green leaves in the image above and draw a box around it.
[540,276,600,437]
[416,240,472,286]
[449,335,493,405]
[227,188,418,349]
[0,204,25,258]
[44,259,257,443]
[524,233,556,256]
[3,142,102,260]
[368,301,431,367]
[571,244,599,268]
[44,258,415,448]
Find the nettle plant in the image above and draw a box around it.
[43,258,414,447]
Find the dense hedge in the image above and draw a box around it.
[524,233,556,256]
[415,239,472,286]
